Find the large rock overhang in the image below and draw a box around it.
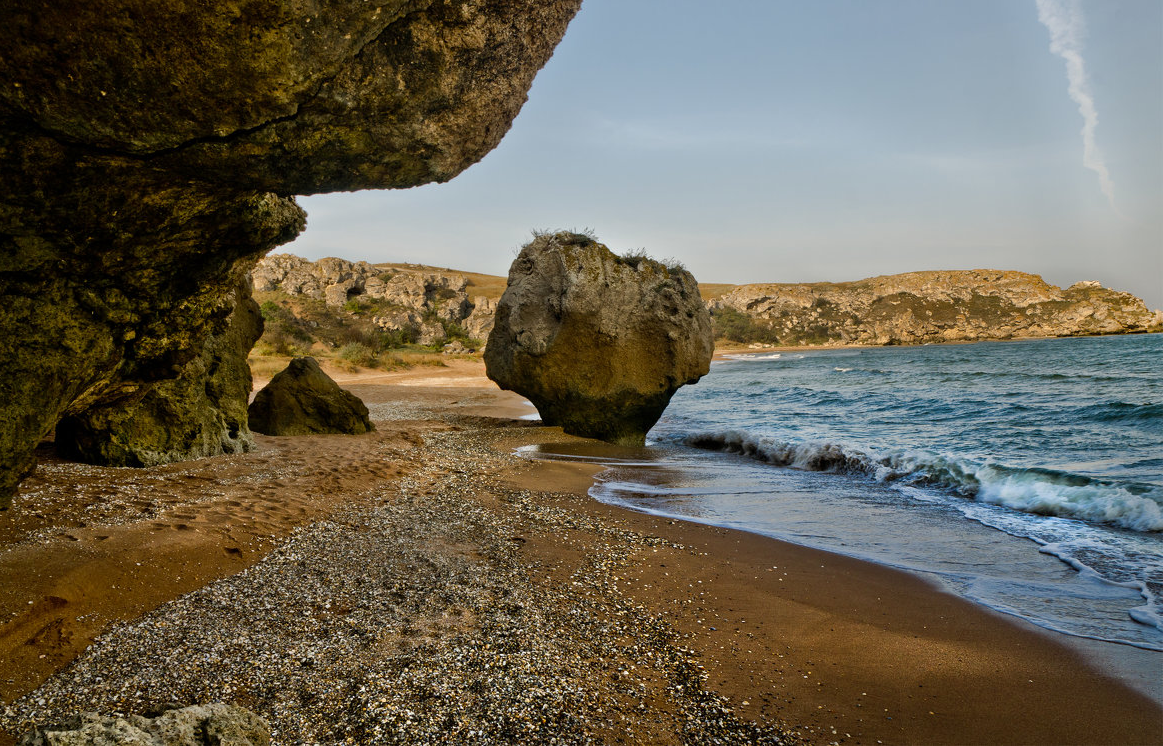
[0,0,583,504]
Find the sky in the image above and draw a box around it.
[282,0,1163,309]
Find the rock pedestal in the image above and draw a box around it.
[484,232,713,446]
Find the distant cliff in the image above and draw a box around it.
[251,254,496,352]
[708,270,1163,346]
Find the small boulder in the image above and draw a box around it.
[19,703,269,745]
[485,232,713,445]
[248,357,373,436]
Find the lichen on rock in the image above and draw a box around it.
[485,232,714,446]
[18,702,269,746]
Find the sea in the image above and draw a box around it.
[519,333,1163,694]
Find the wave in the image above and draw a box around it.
[722,353,782,360]
[685,430,1163,532]
[1074,401,1162,428]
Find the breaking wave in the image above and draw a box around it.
[685,430,1163,533]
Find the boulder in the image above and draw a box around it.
[248,357,373,436]
[0,0,582,505]
[484,232,713,445]
[19,703,269,746]
[54,278,264,466]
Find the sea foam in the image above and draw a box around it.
[686,430,1163,533]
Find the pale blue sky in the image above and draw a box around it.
[284,0,1163,308]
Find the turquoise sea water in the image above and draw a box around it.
[522,334,1163,655]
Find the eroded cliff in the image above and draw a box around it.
[710,270,1163,346]
[0,0,581,505]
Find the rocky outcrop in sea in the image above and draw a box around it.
[709,270,1163,346]
[485,232,713,446]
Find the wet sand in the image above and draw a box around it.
[0,358,1159,744]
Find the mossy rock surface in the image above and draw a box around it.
[55,278,264,467]
[248,357,373,436]
[484,232,713,446]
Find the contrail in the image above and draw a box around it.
[1035,0,1116,208]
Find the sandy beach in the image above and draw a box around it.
[1,358,1160,745]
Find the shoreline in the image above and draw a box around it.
[1,360,1160,744]
[711,329,1163,358]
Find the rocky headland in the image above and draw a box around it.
[709,270,1163,346]
[0,0,582,504]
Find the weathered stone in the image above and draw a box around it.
[18,703,269,746]
[248,357,373,436]
[0,0,582,505]
[485,232,714,446]
[54,278,264,467]
[709,270,1163,346]
[464,296,498,340]
[417,321,447,346]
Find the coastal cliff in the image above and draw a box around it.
[247,260,1161,359]
[708,270,1163,346]
[0,0,581,504]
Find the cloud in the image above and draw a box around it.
[1035,0,1116,209]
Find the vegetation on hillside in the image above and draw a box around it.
[252,290,478,371]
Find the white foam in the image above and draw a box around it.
[686,430,1163,533]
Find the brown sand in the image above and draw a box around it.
[1,358,1160,744]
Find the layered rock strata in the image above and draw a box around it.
[710,270,1163,346]
[485,232,714,445]
[0,0,581,506]
[248,357,374,436]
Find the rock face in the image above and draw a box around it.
[19,703,269,746]
[54,278,264,467]
[248,357,374,436]
[253,254,496,344]
[485,233,714,445]
[0,0,581,505]
[710,270,1163,346]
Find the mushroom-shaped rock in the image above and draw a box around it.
[484,232,713,445]
[248,357,373,436]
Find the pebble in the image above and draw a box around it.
[1,416,801,745]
